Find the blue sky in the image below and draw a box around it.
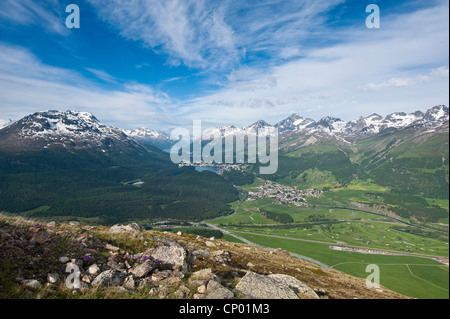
[0,0,448,130]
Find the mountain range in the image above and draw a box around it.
[200,105,449,143]
[1,105,447,152]
[0,105,448,223]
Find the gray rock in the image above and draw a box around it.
[206,280,234,299]
[268,274,319,299]
[47,273,60,284]
[110,223,141,233]
[138,277,155,290]
[22,279,41,290]
[197,284,206,294]
[129,260,156,278]
[189,268,219,283]
[59,256,70,263]
[192,249,210,257]
[233,271,299,299]
[145,240,193,272]
[213,250,230,258]
[92,270,126,287]
[107,260,125,271]
[87,264,101,276]
[123,275,136,290]
[47,221,56,228]
[205,241,216,248]
[105,243,120,252]
[173,290,185,299]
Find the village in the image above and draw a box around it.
[247,180,322,207]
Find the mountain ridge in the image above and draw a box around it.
[1,105,448,151]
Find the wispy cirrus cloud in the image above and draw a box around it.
[86,0,344,70]
[85,68,118,84]
[0,0,69,35]
[86,0,238,70]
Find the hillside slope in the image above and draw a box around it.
[0,214,407,299]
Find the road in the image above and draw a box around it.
[206,223,331,268]
[208,223,447,262]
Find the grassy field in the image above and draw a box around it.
[205,175,449,299]
[231,232,449,299]
[209,198,449,257]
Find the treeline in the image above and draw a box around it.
[0,150,239,224]
[221,170,255,186]
[261,211,294,224]
[390,226,448,242]
[305,214,333,222]
[181,228,224,239]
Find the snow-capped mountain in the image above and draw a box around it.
[122,127,176,150]
[275,114,315,133]
[198,105,449,142]
[1,105,447,152]
[202,125,241,140]
[123,127,166,140]
[0,110,145,152]
[0,119,13,129]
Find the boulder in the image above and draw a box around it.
[233,271,299,299]
[47,273,60,284]
[205,241,216,248]
[192,249,210,258]
[145,239,193,272]
[268,274,319,299]
[87,264,101,276]
[206,280,234,299]
[110,223,142,233]
[129,260,156,279]
[21,279,41,291]
[123,275,136,290]
[92,270,126,287]
[189,268,219,283]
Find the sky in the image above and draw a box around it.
[0,0,448,130]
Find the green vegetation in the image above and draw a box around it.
[261,210,294,224]
[0,149,239,224]
[221,169,255,186]
[232,232,449,299]
[159,227,224,239]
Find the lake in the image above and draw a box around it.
[195,166,218,173]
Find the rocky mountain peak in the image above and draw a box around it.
[0,110,140,152]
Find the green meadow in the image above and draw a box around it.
[232,232,449,299]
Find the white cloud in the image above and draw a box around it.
[86,0,344,70]
[177,2,449,126]
[85,68,117,84]
[87,0,238,70]
[0,0,69,35]
[0,44,176,129]
[359,68,448,92]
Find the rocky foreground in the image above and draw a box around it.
[0,214,407,299]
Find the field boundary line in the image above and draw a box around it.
[406,264,449,292]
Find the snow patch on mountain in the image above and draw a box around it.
[0,119,13,129]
